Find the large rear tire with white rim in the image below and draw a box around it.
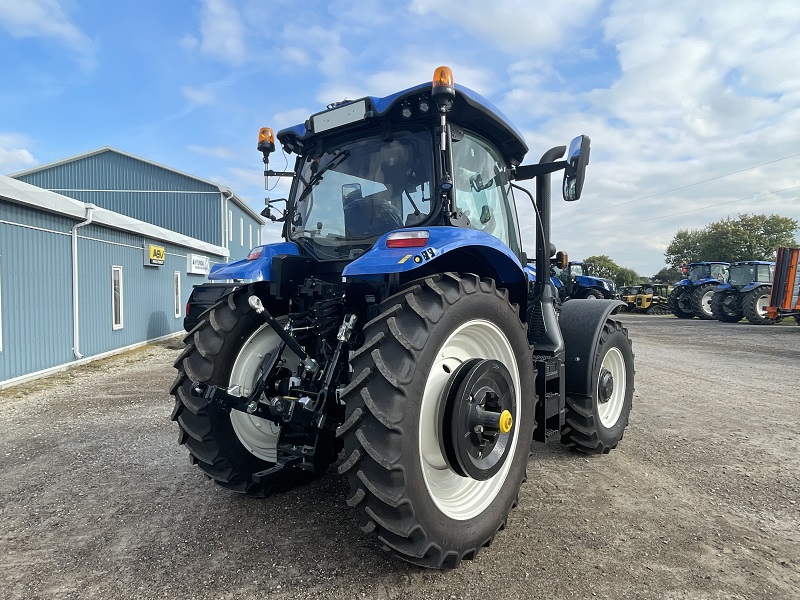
[337,273,535,569]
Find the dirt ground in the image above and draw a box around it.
[1,314,798,600]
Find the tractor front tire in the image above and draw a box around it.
[692,283,718,320]
[170,286,322,496]
[710,291,742,322]
[743,286,776,325]
[668,287,694,318]
[562,319,634,454]
[338,273,535,569]
[584,289,604,299]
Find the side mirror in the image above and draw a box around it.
[552,250,568,270]
[562,135,591,201]
[342,183,362,204]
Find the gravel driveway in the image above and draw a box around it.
[1,314,798,599]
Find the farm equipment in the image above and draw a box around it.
[668,261,729,319]
[768,247,800,324]
[710,261,776,324]
[556,261,619,299]
[634,284,670,314]
[171,67,634,569]
[619,285,642,311]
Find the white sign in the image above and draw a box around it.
[187,253,210,275]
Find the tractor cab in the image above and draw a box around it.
[726,261,774,288]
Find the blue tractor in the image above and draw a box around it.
[668,261,730,319]
[558,260,618,300]
[171,67,634,569]
[711,261,776,324]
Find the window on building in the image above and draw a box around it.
[249,224,253,249]
[112,266,124,330]
[228,210,233,242]
[174,271,181,319]
[258,228,261,245]
[240,218,244,246]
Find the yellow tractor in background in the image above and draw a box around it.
[634,284,672,314]
[619,285,642,311]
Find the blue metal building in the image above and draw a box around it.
[1,149,264,387]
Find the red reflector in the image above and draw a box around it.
[247,247,263,261]
[386,231,429,248]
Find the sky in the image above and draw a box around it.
[1,0,799,278]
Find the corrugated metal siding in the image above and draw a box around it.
[15,151,223,245]
[1,198,226,384]
[0,204,74,381]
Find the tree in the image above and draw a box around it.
[583,255,641,287]
[665,213,798,268]
[653,266,682,284]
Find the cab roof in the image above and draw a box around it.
[277,83,529,166]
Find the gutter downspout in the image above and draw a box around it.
[71,204,95,359]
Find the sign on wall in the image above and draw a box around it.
[143,244,165,267]
[187,253,210,275]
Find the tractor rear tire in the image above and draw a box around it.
[337,273,535,569]
[743,286,776,325]
[562,319,634,454]
[170,286,322,496]
[668,287,694,318]
[710,291,743,322]
[692,283,717,320]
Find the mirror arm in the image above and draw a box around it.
[512,160,567,181]
[266,170,295,177]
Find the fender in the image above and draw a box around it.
[208,242,301,281]
[559,298,626,397]
[740,282,771,294]
[715,282,734,293]
[342,226,525,287]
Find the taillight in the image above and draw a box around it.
[386,231,429,248]
[185,300,190,316]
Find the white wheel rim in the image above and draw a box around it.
[418,319,521,520]
[229,321,300,462]
[598,347,626,427]
[701,291,714,315]
[756,294,769,316]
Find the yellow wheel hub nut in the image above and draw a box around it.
[498,409,513,434]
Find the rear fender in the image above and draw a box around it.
[208,242,300,281]
[343,226,526,288]
[741,282,770,294]
[559,299,626,397]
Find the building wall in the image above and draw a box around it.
[0,198,225,385]
[14,150,262,260]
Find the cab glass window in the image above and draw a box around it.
[452,131,520,255]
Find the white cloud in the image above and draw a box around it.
[181,85,216,105]
[409,0,603,52]
[0,134,36,172]
[187,145,235,159]
[198,0,246,64]
[0,0,94,68]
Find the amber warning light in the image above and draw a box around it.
[257,127,275,154]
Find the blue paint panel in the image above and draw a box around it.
[342,227,523,284]
[209,242,300,281]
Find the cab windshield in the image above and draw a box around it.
[289,128,433,255]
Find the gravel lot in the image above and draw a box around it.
[1,314,799,599]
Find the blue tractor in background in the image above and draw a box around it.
[668,261,730,319]
[711,261,776,324]
[171,67,634,569]
[556,260,618,300]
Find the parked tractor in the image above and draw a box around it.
[555,260,619,299]
[668,261,729,319]
[710,261,776,324]
[768,246,800,325]
[619,285,642,311]
[171,67,634,569]
[634,284,671,314]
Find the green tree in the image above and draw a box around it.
[583,255,641,287]
[653,266,682,284]
[665,213,798,267]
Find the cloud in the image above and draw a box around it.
[0,134,37,172]
[409,0,603,52]
[0,0,95,68]
[181,85,216,105]
[198,0,246,64]
[187,145,235,159]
